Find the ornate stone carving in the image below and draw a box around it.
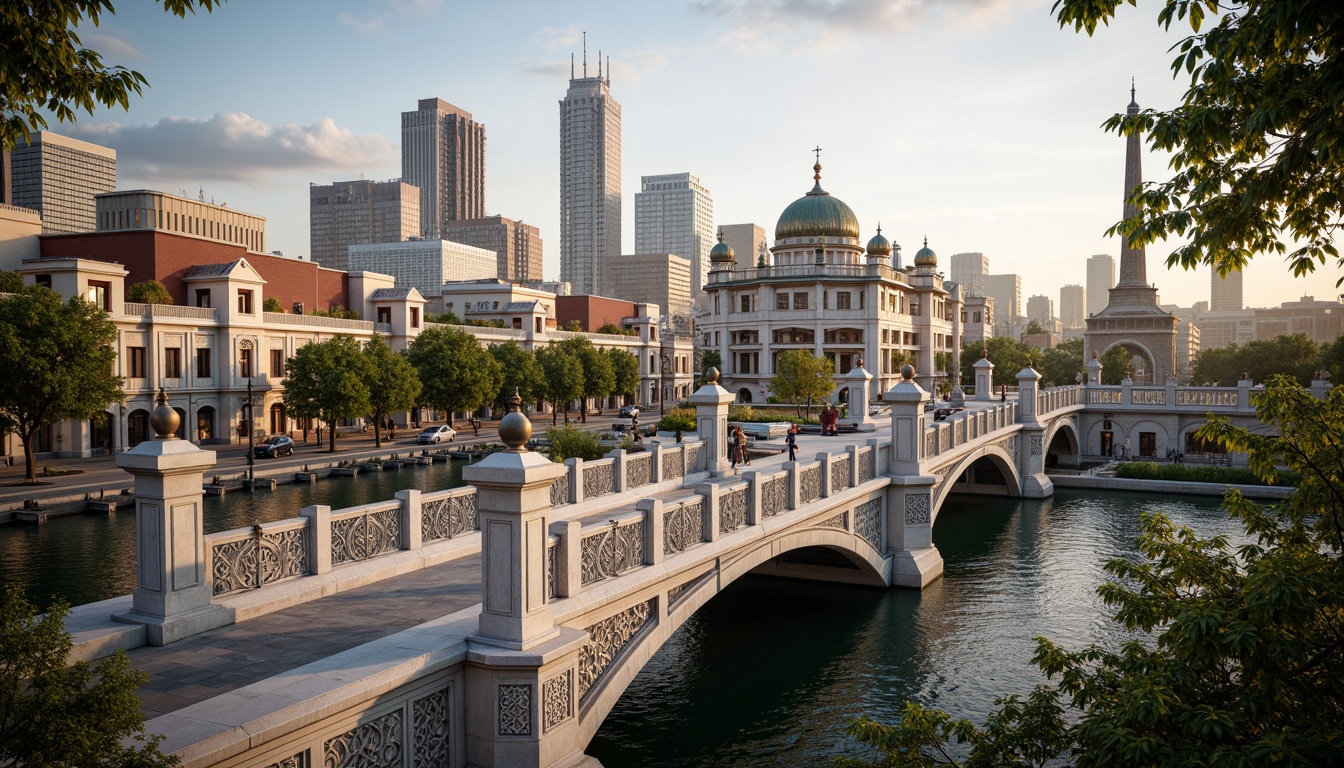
[212,527,308,596]
[497,684,532,736]
[855,499,881,551]
[412,689,451,767]
[687,444,705,473]
[661,450,683,480]
[1030,435,1043,456]
[549,473,570,508]
[331,508,400,565]
[817,512,847,529]
[542,670,572,732]
[547,541,558,600]
[581,522,644,585]
[263,752,306,768]
[858,451,874,484]
[663,500,704,555]
[719,488,747,533]
[324,709,402,768]
[627,453,651,488]
[421,491,477,543]
[211,538,256,595]
[831,457,850,492]
[583,462,614,499]
[762,476,787,517]
[800,466,821,504]
[578,599,655,703]
[905,493,931,525]
[924,430,935,457]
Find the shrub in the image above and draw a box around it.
[546,425,608,462]
[1114,461,1299,486]
[657,408,696,432]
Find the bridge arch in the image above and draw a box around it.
[1043,417,1080,467]
[929,443,1022,524]
[567,524,887,751]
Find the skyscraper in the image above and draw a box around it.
[1060,284,1086,328]
[983,273,1022,321]
[309,179,420,272]
[1086,254,1115,317]
[1026,294,1055,325]
[401,98,485,239]
[950,252,989,296]
[718,223,766,269]
[1210,268,1244,311]
[444,215,544,283]
[10,131,116,234]
[634,173,713,297]
[559,50,621,296]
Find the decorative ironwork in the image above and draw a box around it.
[855,499,881,550]
[906,493,931,524]
[831,457,850,492]
[583,462,614,499]
[662,450,683,480]
[497,684,532,736]
[547,541,558,600]
[212,527,307,596]
[719,488,747,533]
[1088,388,1123,404]
[800,466,821,504]
[412,689,451,767]
[580,522,645,585]
[549,473,570,507]
[421,491,477,542]
[578,599,655,703]
[817,512,847,530]
[324,709,402,768]
[331,508,400,565]
[542,670,572,732]
[663,501,704,555]
[687,443,705,473]
[1030,435,1043,456]
[263,752,306,768]
[1176,389,1237,407]
[762,476,787,517]
[858,451,874,484]
[627,453,652,488]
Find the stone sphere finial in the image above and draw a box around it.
[498,388,531,452]
[901,364,915,381]
[705,366,720,384]
[150,387,179,439]
[855,356,863,368]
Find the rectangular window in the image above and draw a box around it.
[740,295,752,313]
[127,347,146,378]
[271,349,285,378]
[87,281,111,311]
[240,348,253,378]
[793,292,808,310]
[237,290,253,315]
[836,292,851,310]
[196,348,212,379]
[776,292,789,310]
[195,289,211,308]
[35,275,52,289]
[377,307,392,325]
[410,307,420,328]
[714,295,720,314]
[164,348,181,379]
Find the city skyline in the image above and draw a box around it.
[43,0,1341,308]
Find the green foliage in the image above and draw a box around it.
[1114,460,1299,487]
[0,271,22,294]
[362,335,420,448]
[464,318,504,328]
[280,336,371,452]
[1023,319,1047,336]
[425,311,460,325]
[700,349,723,376]
[0,287,124,482]
[656,408,696,432]
[594,322,634,336]
[535,346,584,424]
[836,376,1344,767]
[728,405,815,425]
[1038,338,1084,387]
[933,351,952,375]
[488,342,543,411]
[406,325,501,425]
[960,336,1032,387]
[1098,345,1132,385]
[559,337,614,422]
[126,280,173,305]
[606,347,640,399]
[0,0,219,150]
[0,586,177,766]
[309,304,360,320]
[262,296,284,313]
[545,424,607,462]
[1190,334,1321,386]
[770,349,835,417]
[1055,0,1344,284]
[561,319,583,332]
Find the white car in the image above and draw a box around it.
[415,425,457,444]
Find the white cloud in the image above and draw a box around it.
[531,23,584,52]
[337,0,442,33]
[68,113,395,182]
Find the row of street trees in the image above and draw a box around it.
[959,338,1132,389]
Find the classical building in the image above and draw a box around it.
[401,98,486,237]
[605,252,692,319]
[443,215,543,282]
[1211,268,1244,311]
[559,55,621,295]
[1060,284,1086,329]
[950,252,989,297]
[348,239,496,311]
[96,190,267,254]
[1086,254,1115,317]
[308,179,420,272]
[700,160,963,402]
[718,223,766,271]
[960,294,994,348]
[1084,86,1178,384]
[634,173,714,298]
[9,131,116,234]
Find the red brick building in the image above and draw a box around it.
[554,295,637,332]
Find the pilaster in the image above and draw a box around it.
[689,367,735,477]
[1016,365,1053,499]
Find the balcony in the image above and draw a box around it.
[124,303,218,322]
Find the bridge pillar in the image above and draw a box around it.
[881,365,943,589]
[690,366,734,476]
[973,356,994,400]
[1016,365,1053,499]
[113,390,229,646]
[462,395,590,768]
[840,364,877,431]
[1086,353,1102,386]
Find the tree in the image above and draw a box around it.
[606,347,641,402]
[558,338,614,423]
[262,296,284,313]
[362,335,419,449]
[1054,0,1344,284]
[0,271,21,294]
[535,345,583,425]
[488,342,543,413]
[837,376,1344,767]
[280,336,371,452]
[1038,338,1085,387]
[561,319,583,332]
[126,280,172,305]
[699,349,723,387]
[1320,335,1344,384]
[1190,335,1321,386]
[406,326,501,426]
[770,349,835,417]
[594,322,634,336]
[2,0,220,150]
[0,286,124,483]
[1098,345,1133,385]
[960,336,1032,388]
[0,587,175,767]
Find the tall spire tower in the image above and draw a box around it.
[1118,79,1146,287]
[559,40,621,295]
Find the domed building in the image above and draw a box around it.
[701,159,986,402]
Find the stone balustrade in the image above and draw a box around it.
[924,400,1018,459]
[206,517,309,596]
[1084,381,1253,412]
[1037,385,1084,415]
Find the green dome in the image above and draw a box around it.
[709,232,735,264]
[866,226,892,257]
[913,236,937,267]
[774,163,861,241]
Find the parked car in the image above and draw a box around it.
[415,425,457,444]
[618,405,641,418]
[932,406,965,422]
[869,405,891,417]
[253,435,295,458]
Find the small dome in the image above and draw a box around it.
[913,236,937,267]
[866,225,891,257]
[774,162,861,241]
[709,231,735,264]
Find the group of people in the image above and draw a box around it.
[818,404,841,436]
[730,425,751,468]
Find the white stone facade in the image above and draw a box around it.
[349,239,496,306]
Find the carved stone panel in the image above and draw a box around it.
[854,499,881,551]
[581,522,645,585]
[831,457,850,492]
[719,488,747,533]
[905,493,931,525]
[578,599,655,703]
[762,476,787,517]
[627,453,651,488]
[547,541,558,600]
[412,689,451,767]
[858,451,874,484]
[542,670,573,732]
[1030,435,1043,456]
[421,491,477,542]
[332,508,400,565]
[583,463,614,499]
[662,450,683,480]
[263,752,307,768]
[549,474,570,508]
[497,684,532,737]
[687,444,705,473]
[800,466,821,504]
[817,512,847,530]
[663,501,704,555]
[324,709,403,768]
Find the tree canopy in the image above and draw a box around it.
[606,347,641,401]
[362,335,419,448]
[0,271,22,294]
[960,337,1033,388]
[280,336,371,452]
[488,342,544,413]
[126,280,172,305]
[1191,334,1321,386]
[535,345,584,425]
[559,337,614,422]
[770,349,835,416]
[2,0,221,150]
[1053,0,1344,283]
[0,286,124,482]
[406,326,501,425]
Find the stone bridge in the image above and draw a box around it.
[79,365,1088,768]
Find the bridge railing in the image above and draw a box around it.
[1038,385,1084,415]
[1084,382,1254,413]
[924,400,1017,459]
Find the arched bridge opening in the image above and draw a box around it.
[1045,419,1080,468]
[930,444,1022,525]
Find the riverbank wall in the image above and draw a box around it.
[1050,473,1295,500]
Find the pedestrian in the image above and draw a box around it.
[786,423,798,462]
[675,428,683,443]
[738,425,750,466]
[729,426,740,468]
[1123,438,1131,460]
[471,417,480,437]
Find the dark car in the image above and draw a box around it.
[932,407,965,422]
[254,435,295,458]
[618,405,641,418]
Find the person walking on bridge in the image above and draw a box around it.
[786,423,799,462]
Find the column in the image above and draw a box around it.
[840,364,876,432]
[689,366,734,476]
[973,355,994,400]
[881,364,942,589]
[1016,364,1053,499]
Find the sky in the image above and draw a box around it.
[53,0,1342,311]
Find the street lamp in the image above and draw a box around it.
[244,377,259,482]
[660,353,670,416]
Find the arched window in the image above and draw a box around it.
[128,409,151,447]
[196,406,215,442]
